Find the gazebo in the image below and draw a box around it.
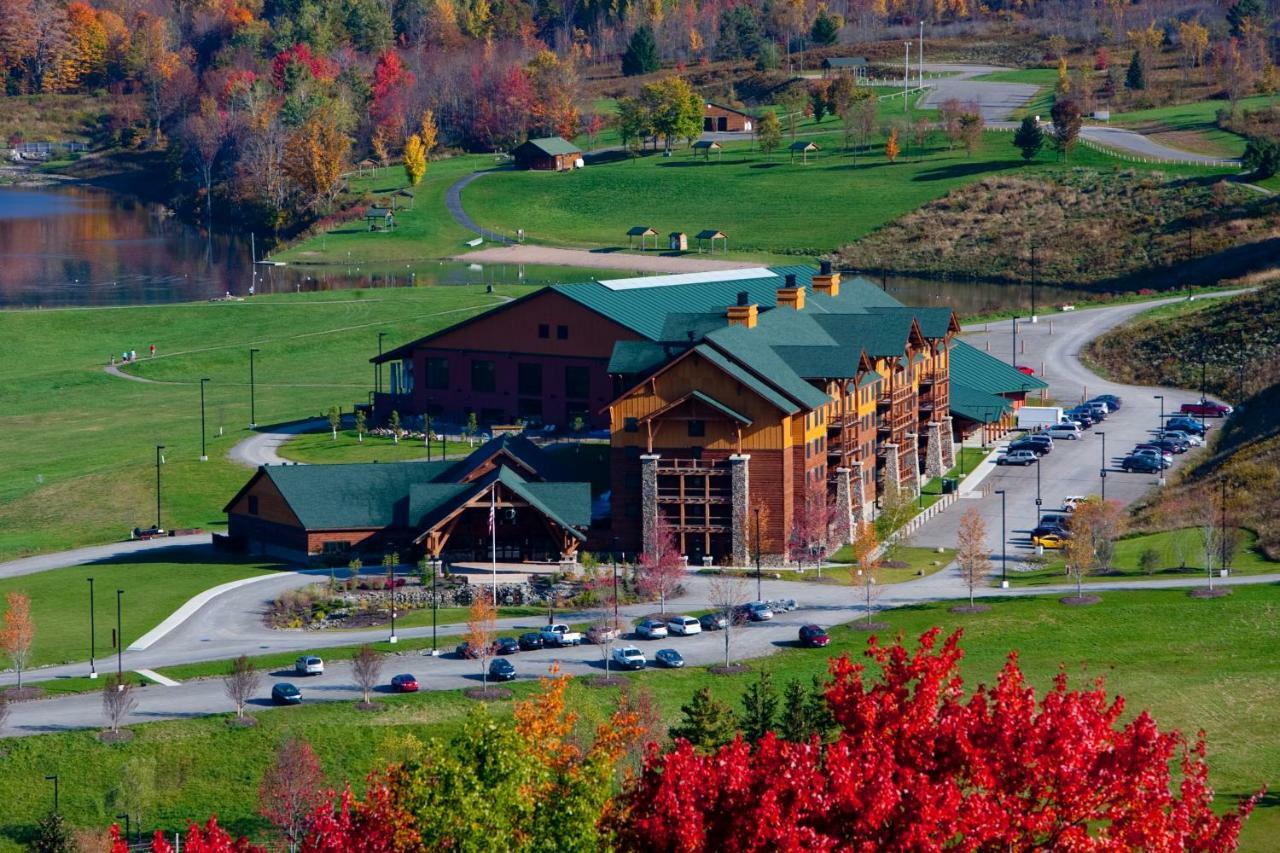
[694,229,728,253]
[627,226,659,250]
[394,188,415,210]
[357,158,378,177]
[692,140,722,162]
[366,207,395,231]
[789,141,820,164]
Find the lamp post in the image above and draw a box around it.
[430,557,438,654]
[754,506,763,601]
[116,814,131,845]
[1097,431,1107,500]
[918,21,924,89]
[1034,455,1042,521]
[376,331,387,396]
[903,43,911,106]
[154,444,165,530]
[995,489,1007,587]
[1030,244,1038,322]
[1154,394,1164,436]
[115,588,124,679]
[1221,477,1229,576]
[45,775,58,813]
[611,537,620,625]
[387,557,397,644]
[87,577,97,679]
[1010,316,1020,368]
[248,348,260,428]
[199,377,211,461]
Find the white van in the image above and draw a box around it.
[1046,423,1082,440]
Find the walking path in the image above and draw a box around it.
[227,417,327,468]
[445,171,515,244]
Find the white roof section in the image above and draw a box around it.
[596,267,775,291]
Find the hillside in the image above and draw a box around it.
[1085,286,1280,556]
[840,170,1280,288]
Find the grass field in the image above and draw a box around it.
[279,430,480,464]
[0,285,536,561]
[461,131,1232,258]
[1008,528,1278,586]
[821,545,955,584]
[1107,94,1276,159]
[2,584,1277,849]
[0,552,280,668]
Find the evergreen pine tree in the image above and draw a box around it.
[1012,115,1044,162]
[622,26,660,77]
[739,671,778,742]
[778,678,812,740]
[1125,51,1145,91]
[669,687,737,751]
[810,10,840,46]
[806,674,835,734]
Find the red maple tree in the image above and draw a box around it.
[111,816,264,852]
[636,514,684,612]
[300,775,419,852]
[614,628,1257,851]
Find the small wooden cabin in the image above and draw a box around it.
[512,137,583,171]
[703,103,754,133]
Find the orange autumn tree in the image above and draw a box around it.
[1,592,34,690]
[885,126,900,163]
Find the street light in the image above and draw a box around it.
[430,557,439,653]
[994,489,1008,587]
[1097,431,1107,501]
[612,537,620,626]
[199,377,211,461]
[116,814,132,845]
[248,348,260,428]
[1029,244,1038,321]
[754,506,763,601]
[1010,316,1020,368]
[903,42,911,106]
[1221,477,1229,576]
[45,775,58,813]
[376,331,388,396]
[87,577,97,680]
[1154,394,1164,437]
[1034,455,1042,521]
[116,588,124,679]
[154,444,165,530]
[387,557,397,644]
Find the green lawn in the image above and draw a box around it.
[1009,527,1279,586]
[1107,94,1277,159]
[3,585,1278,849]
[461,131,1232,259]
[821,545,955,584]
[0,285,536,561]
[971,68,1062,85]
[0,553,281,668]
[279,430,480,464]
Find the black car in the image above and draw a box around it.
[488,659,516,681]
[1065,408,1095,428]
[655,648,685,668]
[1150,438,1187,454]
[495,637,520,655]
[272,682,302,705]
[517,632,544,651]
[456,640,493,658]
[1008,438,1049,457]
[1122,454,1164,473]
[699,613,728,631]
[1090,394,1123,411]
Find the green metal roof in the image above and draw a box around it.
[693,344,801,415]
[949,383,1013,423]
[607,340,670,375]
[789,140,819,151]
[950,340,1048,395]
[517,136,581,156]
[413,467,590,538]
[688,390,752,425]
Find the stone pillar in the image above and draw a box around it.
[729,454,750,567]
[834,467,854,545]
[941,416,956,469]
[903,435,922,496]
[849,460,871,525]
[882,443,900,499]
[640,454,660,556]
[924,421,946,479]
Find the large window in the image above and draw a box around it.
[425,357,448,390]
[565,365,590,399]
[517,362,543,395]
[688,419,706,437]
[471,359,496,392]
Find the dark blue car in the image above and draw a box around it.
[271,683,302,705]
[489,659,516,681]
[655,649,684,668]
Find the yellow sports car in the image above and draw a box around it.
[1032,532,1068,550]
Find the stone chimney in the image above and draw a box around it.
[776,273,805,311]
[812,259,841,297]
[727,290,758,328]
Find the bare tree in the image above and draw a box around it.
[956,506,992,607]
[1064,498,1125,599]
[849,521,883,627]
[707,574,750,668]
[102,674,137,734]
[352,645,383,705]
[1200,520,1220,592]
[224,655,261,720]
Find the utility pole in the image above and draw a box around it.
[919,21,924,89]
[199,378,210,461]
[904,43,911,109]
[116,588,124,679]
[1221,478,1229,576]
[154,444,165,530]
[248,347,260,429]
[87,578,97,680]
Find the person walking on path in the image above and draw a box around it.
[149,344,155,357]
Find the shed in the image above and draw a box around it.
[669,231,688,251]
[394,188,415,210]
[703,103,755,133]
[627,226,659,250]
[366,207,395,231]
[789,140,820,164]
[694,229,727,253]
[692,140,722,162]
[511,136,583,171]
[822,57,869,79]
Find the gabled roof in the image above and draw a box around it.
[441,433,561,483]
[705,102,755,117]
[949,383,1013,423]
[640,390,752,426]
[515,136,581,156]
[950,340,1049,395]
[627,226,657,236]
[692,140,721,150]
[789,141,819,151]
[824,56,868,68]
[696,229,727,239]
[413,466,590,539]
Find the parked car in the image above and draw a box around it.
[488,659,516,681]
[1009,438,1050,457]
[1180,400,1232,417]
[798,625,831,648]
[1062,495,1087,511]
[1133,446,1174,465]
[517,632,544,651]
[1023,435,1054,452]
[272,682,302,705]
[999,450,1039,466]
[1150,437,1188,454]
[1160,430,1203,447]
[772,598,798,612]
[635,619,669,639]
[390,673,419,693]
[540,623,584,646]
[1090,394,1123,410]
[1084,402,1110,419]
[611,645,647,671]
[1015,365,1036,375]
[294,655,324,676]
[1064,407,1095,428]
[655,648,685,668]
[1032,531,1068,549]
[667,615,702,636]
[587,624,620,645]
[495,637,520,655]
[1040,512,1071,529]
[1122,454,1166,473]
[745,602,774,621]
[1045,423,1082,440]
[455,641,489,659]
[699,612,728,631]
[1165,417,1208,435]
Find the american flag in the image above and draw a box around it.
[488,488,496,535]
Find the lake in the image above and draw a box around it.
[0,185,1112,314]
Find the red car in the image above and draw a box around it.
[1015,365,1036,376]
[1179,401,1232,418]
[798,625,830,648]
[390,673,419,693]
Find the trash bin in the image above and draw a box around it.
[941,478,958,495]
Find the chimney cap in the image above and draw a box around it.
[784,273,797,288]
[737,290,749,306]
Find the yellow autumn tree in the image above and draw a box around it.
[403,133,426,186]
[1178,20,1210,69]
[1055,56,1070,95]
[371,124,390,165]
[885,126,900,162]
[283,106,351,211]
[419,109,438,156]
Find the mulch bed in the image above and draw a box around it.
[355,701,386,711]
[227,716,258,728]
[586,676,628,688]
[1188,587,1232,599]
[849,621,892,631]
[1059,595,1102,606]
[464,687,513,701]
[2,686,44,702]
[709,664,751,675]
[949,604,992,614]
[97,729,134,744]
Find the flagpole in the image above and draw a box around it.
[490,483,498,606]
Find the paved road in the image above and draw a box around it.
[445,171,515,244]
[917,63,1039,121]
[227,417,327,468]
[912,294,1240,567]
[0,535,212,581]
